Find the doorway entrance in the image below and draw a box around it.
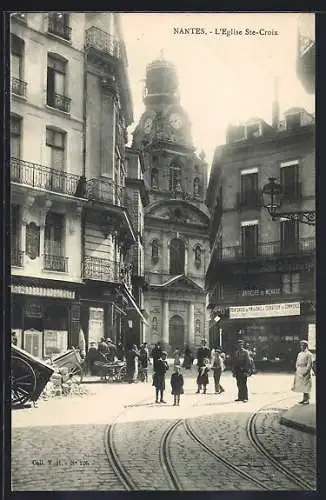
[169,315,184,350]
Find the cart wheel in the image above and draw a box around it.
[116,366,127,382]
[11,356,37,406]
[62,363,83,384]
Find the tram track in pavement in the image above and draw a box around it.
[183,418,271,490]
[246,402,315,491]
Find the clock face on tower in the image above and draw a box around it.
[169,113,183,129]
[143,118,153,134]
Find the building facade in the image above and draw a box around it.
[132,56,210,352]
[206,108,315,367]
[10,12,147,358]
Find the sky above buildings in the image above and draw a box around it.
[120,12,315,167]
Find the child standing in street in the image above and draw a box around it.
[171,365,184,406]
[196,357,210,394]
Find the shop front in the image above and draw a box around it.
[11,279,82,359]
[210,300,315,370]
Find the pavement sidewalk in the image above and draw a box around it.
[280,402,316,435]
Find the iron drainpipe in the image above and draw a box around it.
[81,47,87,347]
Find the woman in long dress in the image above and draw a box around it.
[292,340,313,404]
[182,345,193,369]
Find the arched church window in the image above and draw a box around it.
[193,177,201,197]
[151,168,159,188]
[169,162,182,192]
[151,239,159,263]
[194,244,202,267]
[170,238,185,275]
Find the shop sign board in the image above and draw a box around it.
[12,285,75,300]
[229,302,301,319]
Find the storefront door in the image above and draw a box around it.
[24,329,42,358]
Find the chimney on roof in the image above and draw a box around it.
[272,77,280,129]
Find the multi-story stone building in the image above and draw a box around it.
[132,56,210,352]
[206,106,315,367]
[10,12,148,357]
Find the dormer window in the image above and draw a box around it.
[286,113,301,131]
[246,123,261,139]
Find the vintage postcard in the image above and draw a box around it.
[10,11,315,492]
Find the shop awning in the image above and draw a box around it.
[122,285,150,327]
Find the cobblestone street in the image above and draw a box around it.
[11,371,316,491]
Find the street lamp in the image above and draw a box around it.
[262,177,316,225]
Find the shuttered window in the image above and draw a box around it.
[10,116,21,159]
[44,212,65,256]
[46,128,65,170]
[241,224,258,257]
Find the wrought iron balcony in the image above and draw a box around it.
[82,256,120,282]
[237,189,262,210]
[216,238,315,261]
[86,178,124,206]
[43,254,68,272]
[11,77,27,97]
[11,249,24,267]
[85,26,121,59]
[47,93,71,113]
[10,157,84,197]
[48,16,72,41]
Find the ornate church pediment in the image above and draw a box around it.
[153,274,204,292]
[145,201,209,225]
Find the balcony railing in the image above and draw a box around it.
[48,16,72,41]
[86,178,124,206]
[82,256,120,282]
[216,238,315,261]
[11,77,27,97]
[43,254,68,272]
[85,27,121,59]
[10,157,83,197]
[11,249,24,267]
[151,188,201,203]
[237,189,262,210]
[47,93,71,113]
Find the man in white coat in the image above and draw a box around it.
[292,340,313,405]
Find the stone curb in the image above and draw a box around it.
[280,415,316,435]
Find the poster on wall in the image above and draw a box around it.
[88,308,104,344]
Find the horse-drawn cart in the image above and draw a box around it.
[11,344,54,406]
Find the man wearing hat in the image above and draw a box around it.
[232,339,252,402]
[292,340,313,404]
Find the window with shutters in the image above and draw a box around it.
[46,128,65,170]
[10,115,22,159]
[280,219,299,254]
[11,205,20,250]
[280,163,300,200]
[240,172,259,206]
[170,238,185,274]
[48,13,71,41]
[44,212,65,256]
[11,35,24,80]
[47,54,70,112]
[282,273,300,294]
[241,224,258,257]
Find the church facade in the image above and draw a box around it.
[132,56,210,352]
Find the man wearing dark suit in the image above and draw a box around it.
[232,339,252,402]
